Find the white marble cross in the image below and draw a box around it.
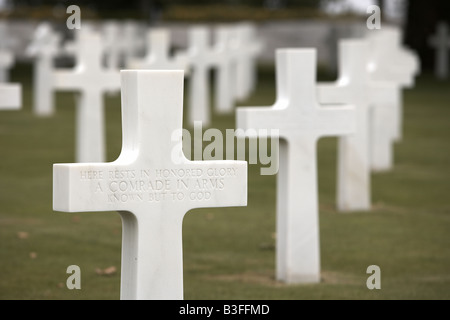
[318,39,395,212]
[53,70,248,300]
[380,27,419,142]
[366,29,417,171]
[0,21,14,83]
[26,22,62,117]
[186,25,223,127]
[234,23,263,102]
[0,83,21,110]
[429,21,450,80]
[213,25,239,114]
[128,28,189,72]
[237,49,355,283]
[53,32,120,163]
[368,27,419,143]
[369,27,419,88]
[0,50,13,84]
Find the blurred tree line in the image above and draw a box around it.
[6,0,450,72]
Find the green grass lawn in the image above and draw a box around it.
[0,63,449,300]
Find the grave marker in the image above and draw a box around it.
[370,27,420,88]
[366,28,418,171]
[429,22,450,80]
[368,27,419,143]
[26,22,62,116]
[213,25,238,114]
[53,32,120,163]
[187,26,225,127]
[102,20,122,71]
[318,39,395,212]
[0,50,13,83]
[234,23,263,102]
[53,70,248,300]
[237,49,355,283]
[0,21,20,110]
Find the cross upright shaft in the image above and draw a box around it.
[318,39,397,211]
[128,28,188,71]
[187,26,215,127]
[27,23,61,116]
[0,84,21,109]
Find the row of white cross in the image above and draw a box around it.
[28,22,262,115]
[239,36,419,284]
[52,24,419,299]
[1,21,421,300]
[25,22,263,162]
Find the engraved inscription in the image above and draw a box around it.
[80,168,238,204]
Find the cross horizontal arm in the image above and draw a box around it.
[369,83,399,105]
[53,70,84,90]
[0,84,21,110]
[0,51,14,69]
[236,106,287,138]
[53,69,248,301]
[314,106,355,138]
[317,83,354,105]
[53,69,120,91]
[53,160,247,213]
[53,163,124,212]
